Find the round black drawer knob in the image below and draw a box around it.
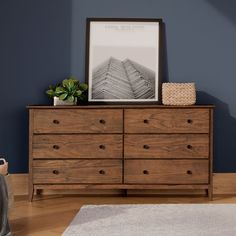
[187,119,193,124]
[52,170,59,175]
[186,170,192,175]
[53,145,60,150]
[99,145,106,150]
[187,145,192,149]
[53,119,60,124]
[99,119,106,124]
[143,119,149,124]
[143,145,150,150]
[99,170,105,175]
[143,170,149,175]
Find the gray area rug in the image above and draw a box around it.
[62,204,236,236]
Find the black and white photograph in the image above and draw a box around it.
[86,18,162,103]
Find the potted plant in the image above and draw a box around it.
[46,77,88,105]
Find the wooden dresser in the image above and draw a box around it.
[28,105,214,201]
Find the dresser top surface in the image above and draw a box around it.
[27,104,214,109]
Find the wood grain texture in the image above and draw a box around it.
[11,174,28,196]
[213,173,236,194]
[33,160,122,184]
[33,109,123,133]
[127,189,206,196]
[33,184,209,190]
[28,106,213,200]
[124,134,209,159]
[27,105,215,109]
[124,160,209,184]
[33,134,123,159]
[9,195,235,236]
[12,173,236,196]
[124,108,209,133]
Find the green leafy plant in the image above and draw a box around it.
[46,76,88,103]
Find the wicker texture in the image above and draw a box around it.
[0,158,8,175]
[162,83,196,105]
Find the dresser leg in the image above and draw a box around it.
[208,189,213,201]
[123,189,128,197]
[29,187,34,202]
[206,188,213,201]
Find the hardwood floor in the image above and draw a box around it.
[10,194,236,236]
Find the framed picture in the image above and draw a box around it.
[86,18,163,103]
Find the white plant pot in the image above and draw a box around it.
[53,97,77,106]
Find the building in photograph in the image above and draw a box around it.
[92,57,155,99]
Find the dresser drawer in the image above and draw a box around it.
[33,109,123,133]
[124,134,209,159]
[33,134,123,159]
[33,160,122,184]
[124,160,209,184]
[124,109,209,133]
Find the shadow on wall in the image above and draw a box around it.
[161,22,169,83]
[206,0,236,25]
[197,91,236,172]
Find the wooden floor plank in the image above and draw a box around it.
[9,195,236,236]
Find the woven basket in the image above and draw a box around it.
[162,83,196,105]
[0,158,8,175]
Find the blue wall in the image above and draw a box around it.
[1,0,236,173]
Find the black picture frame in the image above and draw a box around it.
[85,18,163,104]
